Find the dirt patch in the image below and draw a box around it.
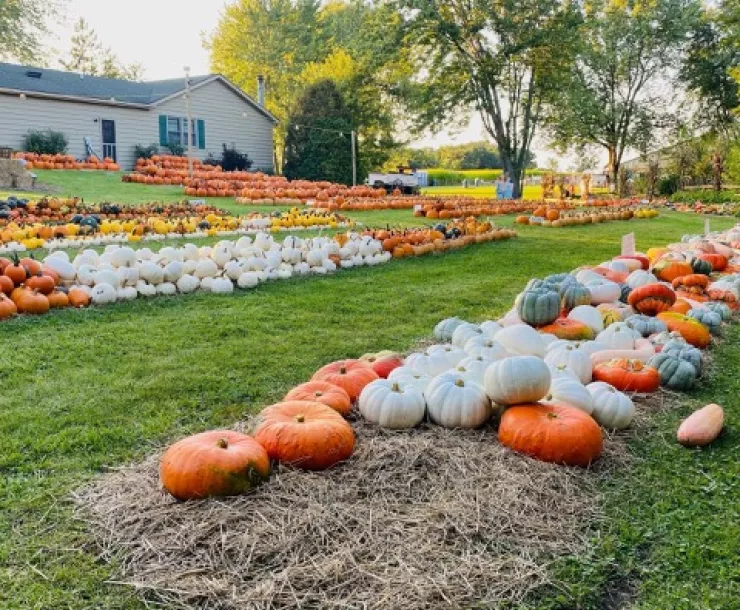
[75,416,631,610]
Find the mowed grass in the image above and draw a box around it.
[0,172,738,609]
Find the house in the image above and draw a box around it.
[0,63,277,171]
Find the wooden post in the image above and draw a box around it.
[184,66,194,179]
[351,130,357,186]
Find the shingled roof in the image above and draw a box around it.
[0,63,278,122]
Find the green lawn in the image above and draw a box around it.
[0,173,738,609]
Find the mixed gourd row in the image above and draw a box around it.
[0,226,515,319]
[158,226,735,502]
[515,208,660,227]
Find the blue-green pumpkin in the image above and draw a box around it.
[648,352,698,390]
[515,289,560,327]
[619,283,632,304]
[434,317,465,342]
[705,301,731,321]
[561,283,592,311]
[690,257,713,275]
[625,314,667,337]
[662,339,703,375]
[688,309,722,335]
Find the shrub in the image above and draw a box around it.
[23,130,68,155]
[670,189,740,204]
[202,153,220,167]
[134,144,159,160]
[657,174,681,196]
[165,142,185,156]
[219,144,253,172]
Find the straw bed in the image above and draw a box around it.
[76,416,632,609]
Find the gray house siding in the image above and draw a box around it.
[0,79,274,171]
[156,80,275,171]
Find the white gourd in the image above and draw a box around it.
[495,324,546,358]
[587,382,635,429]
[543,377,593,414]
[568,305,605,333]
[135,280,156,297]
[42,256,76,281]
[424,371,491,429]
[453,356,494,386]
[194,259,218,279]
[110,247,137,268]
[483,356,551,405]
[176,274,200,294]
[480,320,503,338]
[156,282,177,296]
[626,269,658,289]
[211,277,234,294]
[163,261,184,283]
[359,379,426,429]
[544,345,592,384]
[586,279,621,304]
[451,323,482,348]
[426,344,467,366]
[463,335,509,361]
[387,366,432,392]
[405,349,456,377]
[116,286,138,301]
[597,322,640,349]
[91,283,117,305]
[76,264,97,286]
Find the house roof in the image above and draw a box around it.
[0,63,278,122]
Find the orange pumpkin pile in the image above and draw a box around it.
[13,152,119,171]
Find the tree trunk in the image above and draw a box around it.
[607,145,619,192]
[501,155,523,199]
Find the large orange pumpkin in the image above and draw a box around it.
[0,294,17,320]
[592,359,661,393]
[160,430,270,501]
[253,401,355,470]
[656,312,711,348]
[311,359,379,400]
[627,283,676,316]
[284,381,352,416]
[652,259,693,283]
[497,403,603,467]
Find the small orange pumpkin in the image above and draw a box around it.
[284,381,352,416]
[311,359,379,401]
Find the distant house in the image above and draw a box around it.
[0,63,277,171]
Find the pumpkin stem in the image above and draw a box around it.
[314,391,323,398]
[546,412,558,420]
[391,382,401,392]
[295,414,305,423]
[217,438,229,449]
[455,379,465,387]
[339,366,347,374]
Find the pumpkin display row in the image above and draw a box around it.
[671,201,740,217]
[516,208,659,227]
[0,224,512,320]
[0,209,353,253]
[12,151,120,171]
[157,226,734,503]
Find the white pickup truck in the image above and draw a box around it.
[366,167,421,194]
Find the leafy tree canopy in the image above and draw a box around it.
[0,0,62,63]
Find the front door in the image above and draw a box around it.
[101,119,117,162]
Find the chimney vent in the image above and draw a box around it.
[257,75,265,106]
[26,70,42,79]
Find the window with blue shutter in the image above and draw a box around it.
[158,115,168,146]
[197,120,206,149]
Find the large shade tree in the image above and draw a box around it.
[545,0,701,188]
[396,0,580,197]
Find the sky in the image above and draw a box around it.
[44,0,572,167]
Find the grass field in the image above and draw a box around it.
[1,172,738,609]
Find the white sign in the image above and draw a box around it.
[704,219,710,236]
[621,233,635,256]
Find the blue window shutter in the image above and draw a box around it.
[158,115,168,146]
[197,120,206,149]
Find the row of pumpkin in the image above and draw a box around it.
[0,227,514,319]
[0,209,352,253]
[158,226,735,502]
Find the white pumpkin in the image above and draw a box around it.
[452,356,494,386]
[451,323,483,348]
[463,335,509,361]
[424,371,491,429]
[433,317,465,342]
[358,379,426,429]
[176,274,200,294]
[76,264,97,286]
[42,256,76,281]
[135,280,156,297]
[211,277,234,294]
[586,279,621,304]
[568,305,605,333]
[587,382,635,430]
[480,320,503,338]
[575,269,604,284]
[117,265,139,287]
[426,344,467,365]
[544,345,592,384]
[387,366,432,392]
[90,283,117,305]
[483,356,551,406]
[627,269,658,289]
[406,349,458,377]
[116,286,138,301]
[543,377,593,414]
[200,276,215,292]
[154,282,176,296]
[182,243,200,261]
[194,259,218,279]
[548,363,581,382]
[600,260,629,274]
[597,322,640,350]
[109,247,137,268]
[494,324,546,358]
[612,257,642,272]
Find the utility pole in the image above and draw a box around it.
[351,130,357,186]
[184,66,194,178]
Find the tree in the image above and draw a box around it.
[545,0,700,192]
[0,0,62,63]
[396,0,580,197]
[208,0,412,174]
[60,18,143,80]
[283,80,354,184]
